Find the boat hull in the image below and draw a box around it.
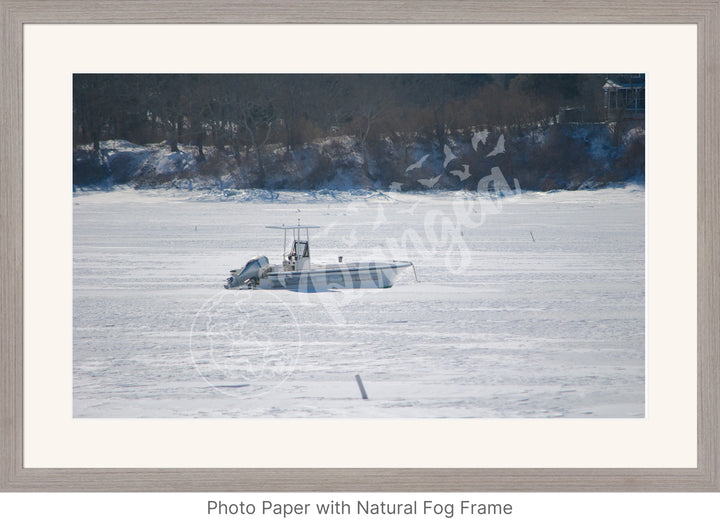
[262,261,411,290]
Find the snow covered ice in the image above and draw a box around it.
[73,186,644,418]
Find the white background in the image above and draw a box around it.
[2,492,720,529]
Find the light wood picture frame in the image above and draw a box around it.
[1,0,718,491]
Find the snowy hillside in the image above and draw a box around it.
[73,122,644,192]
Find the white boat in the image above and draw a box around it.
[224,224,413,290]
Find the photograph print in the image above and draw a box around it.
[72,73,645,419]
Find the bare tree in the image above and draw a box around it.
[73,74,114,152]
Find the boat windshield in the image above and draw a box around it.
[293,241,309,258]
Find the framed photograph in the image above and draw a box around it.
[1,1,718,491]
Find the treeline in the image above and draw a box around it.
[74,74,609,165]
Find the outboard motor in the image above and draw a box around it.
[224,255,270,289]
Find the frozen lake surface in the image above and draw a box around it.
[73,186,645,418]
